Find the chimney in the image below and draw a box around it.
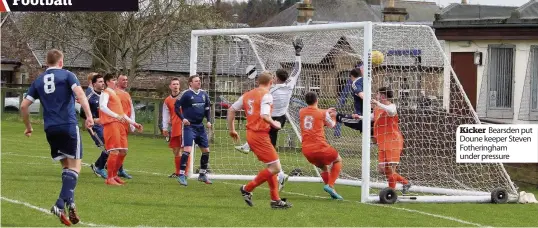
[382,0,409,22]
[297,0,315,24]
[461,0,468,4]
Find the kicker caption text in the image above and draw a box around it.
[456,125,538,163]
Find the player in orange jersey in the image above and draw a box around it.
[162,77,190,177]
[299,91,343,200]
[227,71,292,209]
[114,74,138,179]
[99,74,142,186]
[371,87,411,194]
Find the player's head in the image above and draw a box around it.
[188,75,201,90]
[377,87,394,101]
[103,73,117,89]
[46,49,64,68]
[87,72,97,85]
[275,69,289,83]
[305,91,318,106]
[257,71,273,87]
[349,68,362,79]
[117,75,128,90]
[92,74,105,92]
[170,77,180,94]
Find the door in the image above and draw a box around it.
[451,52,478,110]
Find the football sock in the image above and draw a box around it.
[95,151,108,170]
[266,174,280,201]
[117,153,126,172]
[174,156,181,175]
[179,152,189,175]
[244,169,272,192]
[107,153,118,178]
[59,169,78,205]
[329,161,342,188]
[200,152,209,174]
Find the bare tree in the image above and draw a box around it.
[16,0,222,78]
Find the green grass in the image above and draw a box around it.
[2,119,538,227]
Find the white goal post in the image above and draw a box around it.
[188,22,519,204]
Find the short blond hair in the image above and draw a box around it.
[46,49,64,66]
[257,71,273,86]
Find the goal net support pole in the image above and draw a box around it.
[188,21,519,204]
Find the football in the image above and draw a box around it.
[372,50,384,66]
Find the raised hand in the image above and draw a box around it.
[293,37,303,56]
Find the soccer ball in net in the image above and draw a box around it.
[372,50,384,66]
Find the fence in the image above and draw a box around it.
[0,87,250,138]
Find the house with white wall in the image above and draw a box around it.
[434,0,538,123]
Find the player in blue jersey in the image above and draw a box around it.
[81,74,128,179]
[335,67,364,131]
[174,75,212,186]
[20,49,94,226]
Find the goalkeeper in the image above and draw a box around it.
[235,37,303,191]
[334,65,365,132]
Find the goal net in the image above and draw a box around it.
[189,22,518,203]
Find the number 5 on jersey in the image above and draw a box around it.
[247,99,254,115]
[44,73,56,94]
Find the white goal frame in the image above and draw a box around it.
[188,22,518,204]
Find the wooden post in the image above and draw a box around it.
[0,89,5,117]
[153,101,160,136]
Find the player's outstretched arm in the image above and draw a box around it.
[371,99,397,116]
[228,96,244,142]
[73,86,94,129]
[287,38,303,88]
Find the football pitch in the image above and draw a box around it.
[2,119,538,227]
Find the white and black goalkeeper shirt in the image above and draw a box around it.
[270,56,302,117]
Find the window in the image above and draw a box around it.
[216,80,234,92]
[530,46,538,115]
[309,74,321,92]
[226,81,233,92]
[486,44,515,119]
